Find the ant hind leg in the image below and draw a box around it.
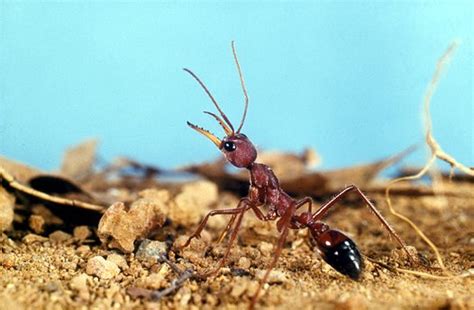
[311,185,415,262]
[250,206,294,309]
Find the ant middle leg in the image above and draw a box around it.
[311,185,415,261]
[181,198,251,249]
[217,203,269,244]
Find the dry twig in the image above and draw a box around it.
[0,166,105,212]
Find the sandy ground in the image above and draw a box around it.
[0,175,472,310]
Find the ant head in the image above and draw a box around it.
[221,133,257,168]
[186,41,256,168]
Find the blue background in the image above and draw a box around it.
[1,1,472,172]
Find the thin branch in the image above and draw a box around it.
[0,166,105,212]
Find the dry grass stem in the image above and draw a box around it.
[385,41,472,277]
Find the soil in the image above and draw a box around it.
[0,171,473,310]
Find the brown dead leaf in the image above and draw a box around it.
[60,139,98,180]
[97,192,167,253]
[182,147,413,197]
[254,148,320,181]
[0,156,43,183]
[0,186,15,231]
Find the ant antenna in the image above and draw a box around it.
[183,68,235,134]
[232,41,249,134]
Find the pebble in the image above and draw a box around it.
[230,278,248,297]
[73,226,91,241]
[76,245,91,256]
[136,239,167,263]
[107,253,128,270]
[22,233,48,244]
[0,253,16,268]
[43,281,61,293]
[258,242,273,257]
[49,230,72,243]
[97,198,166,253]
[86,256,120,279]
[238,257,251,269]
[255,269,288,284]
[28,215,45,234]
[142,272,166,289]
[70,273,90,300]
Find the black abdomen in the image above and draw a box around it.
[315,229,363,280]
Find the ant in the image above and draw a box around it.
[180,42,414,308]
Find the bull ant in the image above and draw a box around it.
[181,42,414,308]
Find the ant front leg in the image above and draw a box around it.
[201,206,247,277]
[180,198,251,249]
[311,185,415,262]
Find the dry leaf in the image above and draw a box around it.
[183,146,414,197]
[0,156,43,183]
[0,186,15,231]
[60,139,98,180]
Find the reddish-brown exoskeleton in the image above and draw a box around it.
[182,42,413,308]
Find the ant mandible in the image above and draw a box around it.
[181,42,414,308]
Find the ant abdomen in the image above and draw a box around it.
[313,228,364,280]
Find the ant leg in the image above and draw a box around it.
[295,197,312,213]
[311,185,415,261]
[250,206,294,309]
[216,204,273,243]
[180,198,250,249]
[216,214,237,244]
[218,202,265,244]
[202,205,248,277]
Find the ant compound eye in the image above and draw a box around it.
[223,141,236,152]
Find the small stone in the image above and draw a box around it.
[22,233,48,244]
[142,272,166,290]
[107,253,128,270]
[136,239,167,264]
[43,281,61,293]
[255,269,288,284]
[76,245,91,256]
[180,292,192,306]
[97,196,166,253]
[105,283,121,299]
[86,256,120,279]
[258,242,273,257]
[0,253,16,268]
[230,278,248,297]
[73,226,91,241]
[49,230,72,243]
[238,257,251,269]
[70,273,90,300]
[28,215,45,234]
